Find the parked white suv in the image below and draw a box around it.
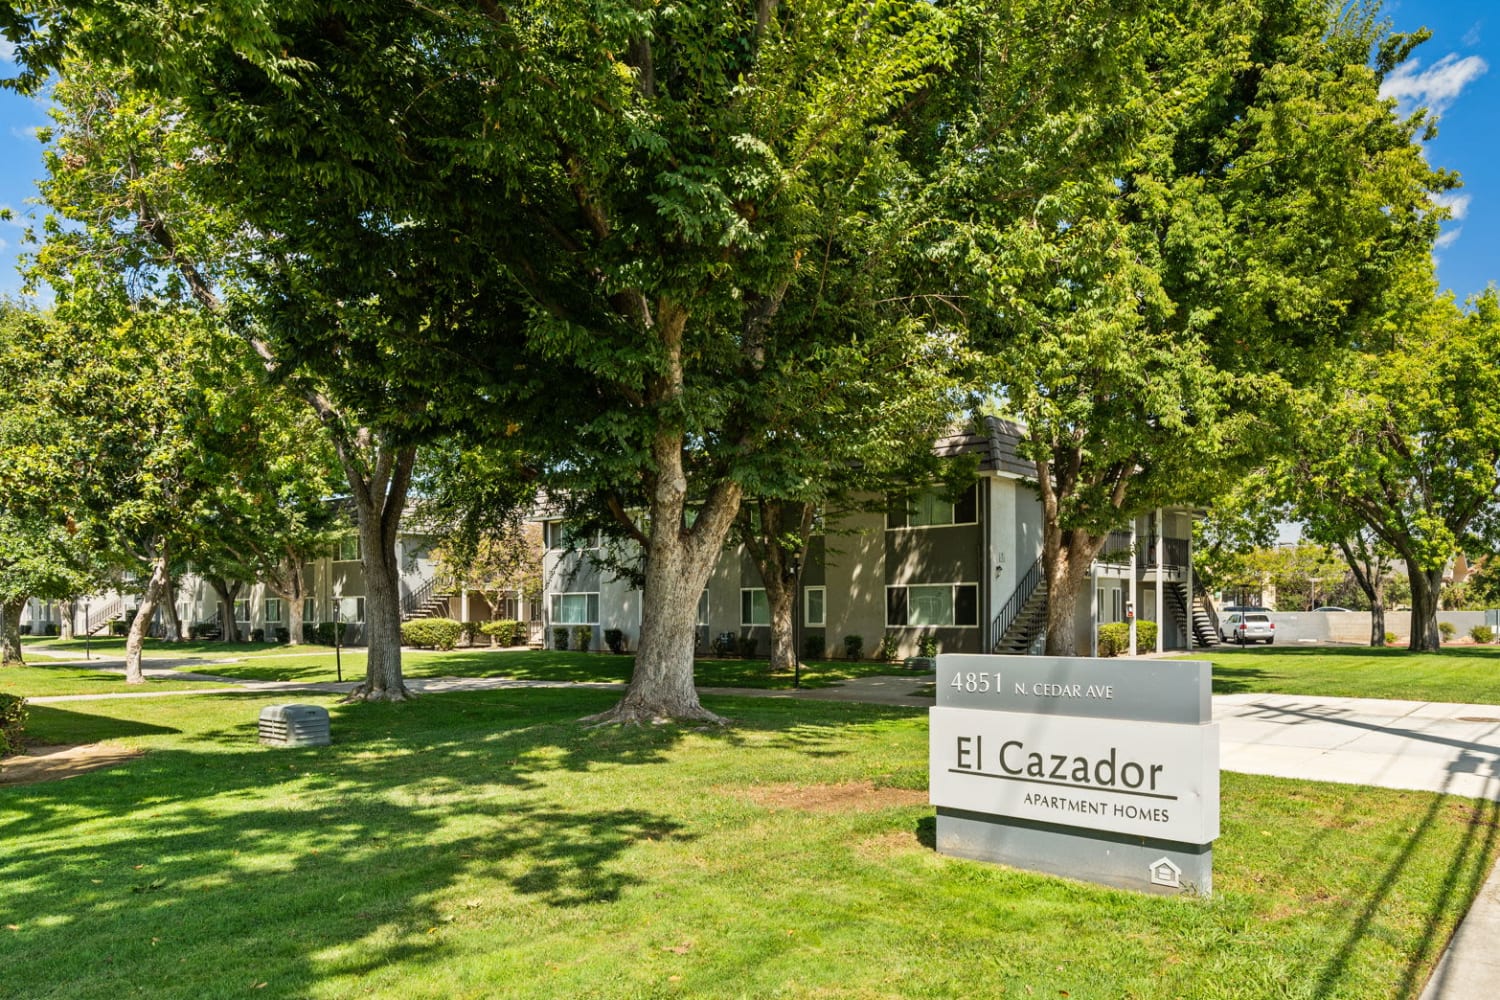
[1222,612,1275,644]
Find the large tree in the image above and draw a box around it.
[1289,289,1500,650]
[960,1,1444,653]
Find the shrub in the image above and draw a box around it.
[604,628,626,654]
[712,632,736,657]
[274,627,290,644]
[401,617,463,650]
[1385,631,1398,646]
[312,621,349,646]
[1471,625,1494,644]
[1097,621,1158,657]
[918,635,939,658]
[460,621,485,647]
[1438,621,1457,641]
[875,632,901,661]
[43,623,59,637]
[0,693,27,757]
[739,634,759,659]
[572,625,593,651]
[843,634,864,660]
[249,628,266,643]
[802,634,825,660]
[552,626,570,650]
[481,619,520,647]
[188,623,217,640]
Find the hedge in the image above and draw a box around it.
[401,617,464,650]
[1097,620,1158,657]
[480,619,521,647]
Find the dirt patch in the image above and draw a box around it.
[738,780,927,814]
[0,743,144,786]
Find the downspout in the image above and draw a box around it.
[1155,507,1165,653]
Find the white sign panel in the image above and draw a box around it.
[930,705,1220,844]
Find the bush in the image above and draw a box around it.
[875,632,900,661]
[481,619,521,647]
[460,621,485,647]
[1439,621,1457,641]
[0,693,27,757]
[572,625,593,651]
[274,627,290,644]
[1097,621,1159,657]
[552,626,570,650]
[918,635,939,658]
[401,617,463,650]
[188,623,217,640]
[1471,625,1494,644]
[712,632,736,657]
[1385,631,1398,646]
[313,621,348,646]
[43,623,59,637]
[739,634,759,659]
[843,634,864,660]
[604,628,626,654]
[802,634,825,660]
[249,628,266,643]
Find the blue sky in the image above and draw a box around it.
[0,4,1496,302]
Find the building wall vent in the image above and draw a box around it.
[258,704,331,747]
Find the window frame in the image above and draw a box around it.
[264,598,283,624]
[885,582,980,628]
[740,588,771,627]
[544,521,602,552]
[804,586,826,627]
[886,483,979,531]
[550,592,600,626]
[335,535,361,562]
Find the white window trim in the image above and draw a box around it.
[886,487,979,532]
[740,588,770,627]
[335,536,361,562]
[551,592,599,626]
[885,582,980,628]
[264,598,283,624]
[544,521,603,552]
[804,586,826,627]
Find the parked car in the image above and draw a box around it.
[1312,606,1353,612]
[1221,612,1275,644]
[1220,605,1273,613]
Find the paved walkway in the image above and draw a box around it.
[13,669,1500,996]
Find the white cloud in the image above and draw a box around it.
[7,124,42,142]
[1434,228,1463,251]
[1433,192,1471,221]
[1464,22,1484,48]
[0,40,15,68]
[1380,53,1489,116]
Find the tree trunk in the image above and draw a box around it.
[124,545,171,683]
[585,408,744,725]
[287,594,305,645]
[207,577,242,643]
[59,599,77,641]
[162,573,183,642]
[1,597,26,665]
[741,499,814,675]
[1370,595,1387,647]
[1407,565,1443,652]
[344,442,417,702]
[1042,532,1105,657]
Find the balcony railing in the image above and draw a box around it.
[1137,537,1190,570]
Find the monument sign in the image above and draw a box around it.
[930,654,1219,894]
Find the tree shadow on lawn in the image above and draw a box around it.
[0,690,705,999]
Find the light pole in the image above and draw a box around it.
[83,599,90,661]
[333,605,344,683]
[790,556,801,690]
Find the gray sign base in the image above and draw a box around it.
[937,807,1212,896]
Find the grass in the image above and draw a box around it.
[1203,645,1500,703]
[20,635,320,660]
[0,663,234,699]
[3,690,1498,999]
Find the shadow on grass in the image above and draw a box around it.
[1212,664,1277,694]
[23,704,181,745]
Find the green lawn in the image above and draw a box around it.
[20,635,329,660]
[2,689,1494,999]
[1202,645,1500,703]
[0,662,234,699]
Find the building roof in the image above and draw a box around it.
[933,416,1034,479]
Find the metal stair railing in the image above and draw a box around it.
[85,597,124,635]
[1193,580,1221,644]
[402,576,439,620]
[991,557,1044,651]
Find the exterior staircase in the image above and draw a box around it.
[401,576,453,621]
[992,558,1049,654]
[1166,581,1220,649]
[83,597,124,636]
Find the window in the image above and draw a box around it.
[886,583,978,627]
[741,589,770,626]
[337,597,365,623]
[544,521,601,551]
[303,599,318,624]
[336,536,360,562]
[886,484,978,529]
[804,587,825,627]
[551,592,599,625]
[697,590,710,626]
[234,599,251,623]
[264,598,283,624]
